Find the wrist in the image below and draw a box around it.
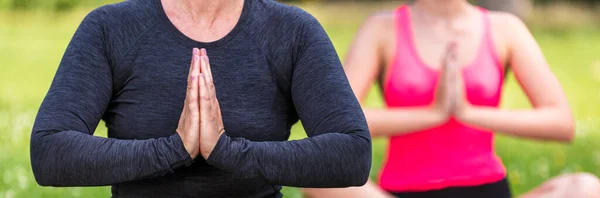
[201,145,214,160]
[201,129,226,160]
[429,106,450,124]
[166,134,195,168]
[204,133,228,163]
[456,103,475,123]
[185,143,200,159]
[175,131,199,159]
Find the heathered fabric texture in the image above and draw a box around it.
[30,0,372,197]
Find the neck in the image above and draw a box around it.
[166,0,242,22]
[412,0,470,19]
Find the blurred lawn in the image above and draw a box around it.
[1,2,600,198]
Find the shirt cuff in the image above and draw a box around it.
[205,133,239,175]
[164,133,194,169]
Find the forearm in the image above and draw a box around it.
[206,131,371,188]
[30,131,192,186]
[364,107,446,137]
[458,106,574,142]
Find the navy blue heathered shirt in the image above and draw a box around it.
[30,0,371,197]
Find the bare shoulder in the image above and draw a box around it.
[485,11,528,65]
[488,11,529,34]
[487,11,538,66]
[367,11,395,23]
[358,11,395,40]
[363,11,395,29]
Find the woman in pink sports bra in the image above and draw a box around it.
[303,0,580,197]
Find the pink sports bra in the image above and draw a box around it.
[379,5,506,192]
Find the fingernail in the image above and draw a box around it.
[193,48,199,55]
[201,48,207,56]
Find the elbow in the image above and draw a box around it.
[31,164,57,187]
[545,109,575,143]
[349,163,371,187]
[540,107,575,143]
[30,132,60,187]
[561,127,575,144]
[557,117,576,143]
[343,155,371,187]
[30,152,58,187]
[347,131,372,187]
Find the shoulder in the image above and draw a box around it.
[246,0,330,52]
[365,11,395,27]
[249,0,323,34]
[488,10,531,47]
[77,0,160,66]
[82,0,158,30]
[360,11,395,35]
[488,11,529,35]
[253,0,314,23]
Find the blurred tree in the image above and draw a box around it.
[54,0,80,11]
[6,0,79,11]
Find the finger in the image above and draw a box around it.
[204,56,214,88]
[446,82,456,114]
[200,55,217,101]
[199,74,212,121]
[200,49,216,103]
[446,41,457,55]
[199,53,214,93]
[447,45,459,78]
[200,48,214,86]
[199,54,210,86]
[445,41,458,64]
[187,55,201,116]
[184,48,200,109]
[199,73,211,101]
[188,48,200,83]
[185,48,198,101]
[182,48,199,118]
[183,49,199,118]
[441,42,455,67]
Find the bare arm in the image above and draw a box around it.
[457,13,575,142]
[345,14,446,138]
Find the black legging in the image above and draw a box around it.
[391,178,512,198]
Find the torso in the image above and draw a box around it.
[377,7,509,78]
[100,0,309,197]
[374,5,510,192]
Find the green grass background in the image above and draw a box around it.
[1,2,599,197]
